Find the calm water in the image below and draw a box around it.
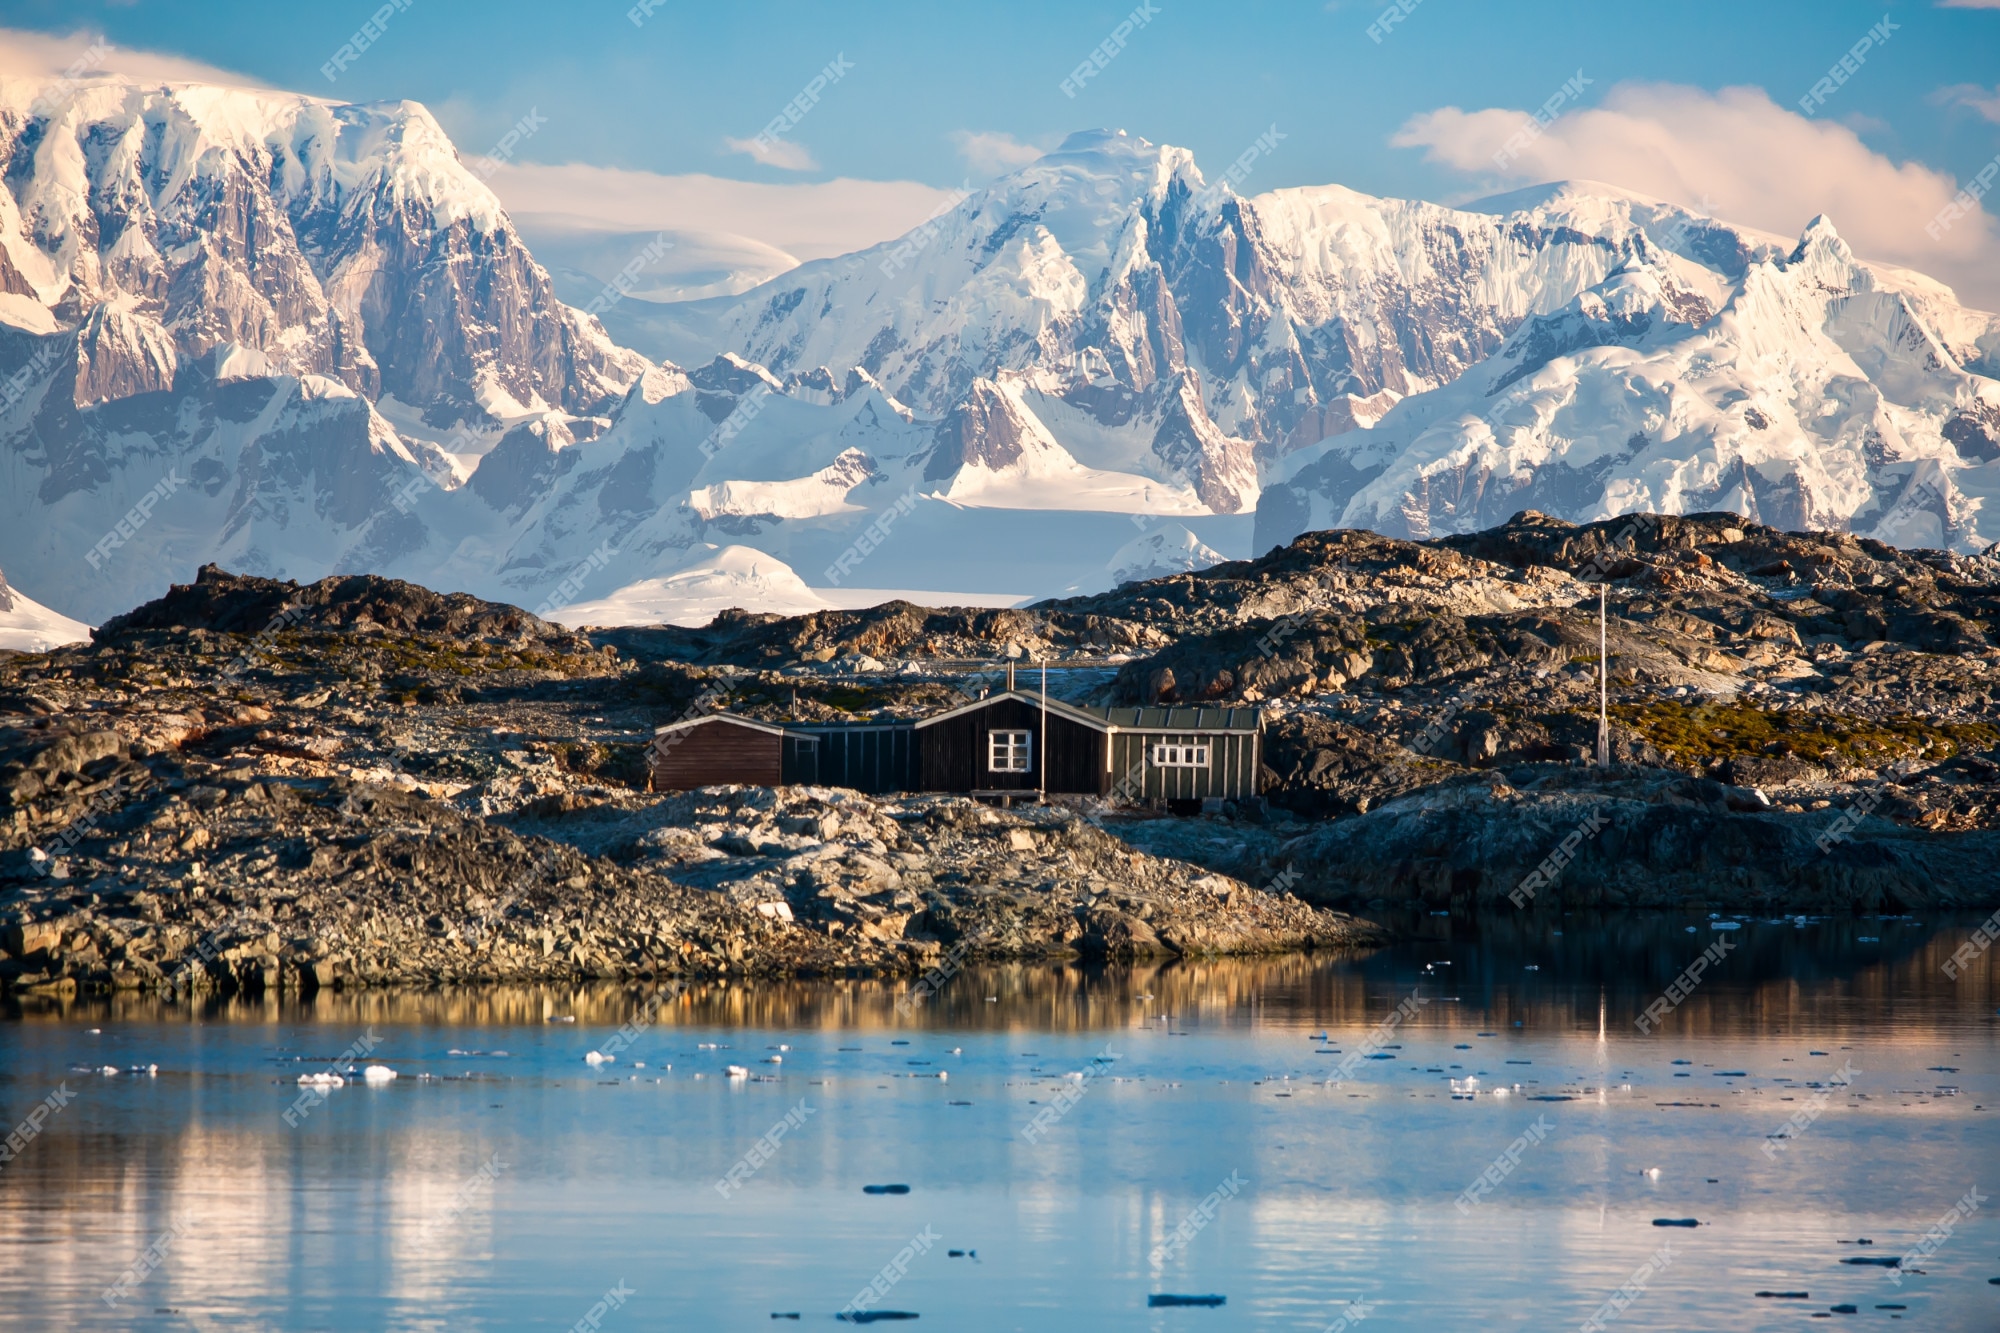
[1,914,1996,1331]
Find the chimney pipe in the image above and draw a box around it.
[1006,660,1015,692]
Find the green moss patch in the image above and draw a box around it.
[1609,699,1998,768]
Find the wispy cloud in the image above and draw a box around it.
[1937,0,2000,9]
[722,134,819,171]
[0,25,271,86]
[1393,80,2000,310]
[481,161,964,263]
[1934,82,2000,122]
[950,129,1053,176]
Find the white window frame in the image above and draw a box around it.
[1150,741,1212,769]
[988,729,1032,773]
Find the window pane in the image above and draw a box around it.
[988,730,1031,772]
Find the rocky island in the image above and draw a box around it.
[6,507,2000,997]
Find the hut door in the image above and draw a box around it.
[782,735,819,785]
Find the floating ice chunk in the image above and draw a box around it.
[726,1065,749,1078]
[98,1065,119,1075]
[584,1051,613,1065]
[362,1065,397,1083]
[298,1072,343,1086]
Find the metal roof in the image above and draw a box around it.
[653,714,789,738]
[911,692,1261,733]
[911,689,1113,731]
[660,698,1263,739]
[784,718,919,733]
[1087,705,1262,733]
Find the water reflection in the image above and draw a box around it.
[5,910,1987,1039]
[0,912,1992,1330]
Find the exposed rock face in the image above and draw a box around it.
[926,379,1037,480]
[95,564,593,648]
[1272,766,2000,914]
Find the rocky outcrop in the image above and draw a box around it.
[1272,765,2000,913]
[96,563,592,648]
[0,568,1375,996]
[0,773,1375,996]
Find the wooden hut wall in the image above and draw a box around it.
[1107,729,1260,802]
[650,718,783,790]
[918,698,1107,794]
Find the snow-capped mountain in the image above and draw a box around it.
[0,565,89,652]
[0,76,641,420]
[5,68,1999,627]
[639,132,1798,516]
[1254,213,2000,553]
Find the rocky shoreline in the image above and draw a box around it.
[0,567,1376,996]
[10,507,2000,997]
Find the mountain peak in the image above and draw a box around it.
[1054,128,1142,154]
[1786,212,1857,273]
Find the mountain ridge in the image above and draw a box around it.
[3,69,1998,630]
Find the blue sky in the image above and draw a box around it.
[4,0,1999,300]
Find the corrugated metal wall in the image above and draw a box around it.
[799,725,919,794]
[1106,730,1259,802]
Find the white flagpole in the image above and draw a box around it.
[1597,583,1610,767]
[1040,658,1048,803]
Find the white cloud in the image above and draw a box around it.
[481,161,964,263]
[1938,0,2000,9]
[0,25,276,88]
[950,130,1052,176]
[1936,82,2000,122]
[722,134,819,172]
[1392,81,2000,311]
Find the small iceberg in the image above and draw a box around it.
[836,1313,918,1324]
[585,1051,614,1065]
[361,1065,398,1083]
[298,1072,344,1087]
[726,1065,749,1079]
